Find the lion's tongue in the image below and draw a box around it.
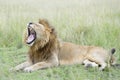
[27,34,34,43]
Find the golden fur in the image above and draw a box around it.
[13,19,116,72]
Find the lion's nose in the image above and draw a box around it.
[28,22,33,27]
[29,22,33,25]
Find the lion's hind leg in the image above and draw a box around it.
[86,57,107,71]
[83,59,98,68]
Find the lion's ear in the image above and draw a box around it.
[51,28,55,32]
[49,28,55,34]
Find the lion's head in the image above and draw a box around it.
[24,19,57,48]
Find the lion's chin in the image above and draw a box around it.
[27,41,35,46]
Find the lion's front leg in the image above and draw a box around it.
[24,62,58,72]
[12,61,32,71]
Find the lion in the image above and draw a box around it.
[13,19,116,72]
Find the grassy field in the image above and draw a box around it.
[0,0,120,80]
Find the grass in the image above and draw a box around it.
[0,0,120,80]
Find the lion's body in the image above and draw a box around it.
[13,19,116,72]
[59,42,106,65]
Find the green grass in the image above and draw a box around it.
[0,0,120,80]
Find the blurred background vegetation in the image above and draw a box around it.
[0,0,120,80]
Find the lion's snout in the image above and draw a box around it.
[27,22,33,27]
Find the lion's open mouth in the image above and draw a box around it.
[26,27,36,44]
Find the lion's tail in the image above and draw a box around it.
[109,48,120,68]
[108,48,116,67]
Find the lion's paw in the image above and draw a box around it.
[24,67,34,72]
[9,67,22,72]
